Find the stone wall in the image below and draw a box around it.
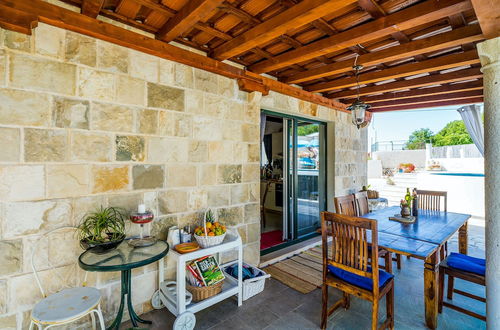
[0,21,366,328]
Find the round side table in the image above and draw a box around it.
[79,240,169,329]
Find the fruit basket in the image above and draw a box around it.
[193,209,227,248]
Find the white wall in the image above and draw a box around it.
[417,172,485,217]
[368,159,382,178]
[372,149,426,169]
[432,157,484,173]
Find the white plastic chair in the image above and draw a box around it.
[29,227,106,330]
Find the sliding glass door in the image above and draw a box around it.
[284,115,326,240]
[295,120,325,237]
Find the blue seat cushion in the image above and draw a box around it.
[327,265,393,291]
[446,252,485,276]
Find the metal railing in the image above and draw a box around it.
[371,140,408,152]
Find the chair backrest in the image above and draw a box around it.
[31,226,81,297]
[334,194,357,216]
[354,191,370,216]
[416,189,447,212]
[321,212,379,294]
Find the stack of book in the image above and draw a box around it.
[186,255,225,287]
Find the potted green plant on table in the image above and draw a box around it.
[78,206,127,253]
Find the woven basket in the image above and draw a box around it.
[186,281,223,302]
[367,190,379,199]
[194,232,226,248]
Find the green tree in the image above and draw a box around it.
[405,128,434,150]
[297,124,319,136]
[432,120,473,146]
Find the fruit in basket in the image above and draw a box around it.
[194,222,227,237]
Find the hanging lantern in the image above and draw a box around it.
[348,99,370,128]
[348,62,371,129]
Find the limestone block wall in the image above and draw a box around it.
[0,22,367,328]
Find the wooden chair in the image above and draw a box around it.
[416,189,447,212]
[416,189,449,258]
[438,253,486,321]
[320,212,394,330]
[354,191,370,216]
[334,194,357,216]
[345,192,393,272]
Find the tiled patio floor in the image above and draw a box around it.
[123,221,486,330]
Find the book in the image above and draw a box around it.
[194,255,225,286]
[186,262,204,287]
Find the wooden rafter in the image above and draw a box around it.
[0,4,38,34]
[367,90,483,108]
[81,0,104,18]
[211,0,358,60]
[306,49,480,92]
[156,0,225,42]
[470,0,500,38]
[283,24,483,84]
[370,97,484,112]
[341,79,484,103]
[248,0,473,74]
[327,67,482,99]
[0,0,347,112]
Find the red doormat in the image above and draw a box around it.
[261,230,284,250]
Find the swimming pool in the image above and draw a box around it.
[430,172,484,177]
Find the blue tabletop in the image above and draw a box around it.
[362,206,470,259]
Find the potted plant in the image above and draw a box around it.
[77,206,127,253]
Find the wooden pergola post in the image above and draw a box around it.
[477,37,500,328]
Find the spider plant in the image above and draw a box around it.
[77,206,126,245]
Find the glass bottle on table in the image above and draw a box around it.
[412,188,418,217]
[405,188,412,214]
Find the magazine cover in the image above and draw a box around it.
[194,255,225,286]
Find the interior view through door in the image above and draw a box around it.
[260,112,325,253]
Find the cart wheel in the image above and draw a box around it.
[173,312,196,330]
[151,290,164,309]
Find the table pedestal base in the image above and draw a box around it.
[107,270,152,330]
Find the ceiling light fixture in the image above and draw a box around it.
[348,55,371,129]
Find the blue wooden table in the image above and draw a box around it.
[362,206,471,329]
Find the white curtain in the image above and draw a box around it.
[457,104,484,157]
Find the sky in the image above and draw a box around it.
[367,105,475,149]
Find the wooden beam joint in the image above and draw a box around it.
[237,78,270,96]
[81,0,105,19]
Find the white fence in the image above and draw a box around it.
[430,144,482,159]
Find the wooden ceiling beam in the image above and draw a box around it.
[470,0,500,38]
[0,4,38,34]
[0,0,347,113]
[156,0,225,42]
[341,79,484,103]
[358,0,386,19]
[370,97,484,112]
[367,89,483,108]
[81,0,104,18]
[306,49,480,92]
[211,0,358,60]
[249,0,473,74]
[327,67,482,99]
[283,24,483,84]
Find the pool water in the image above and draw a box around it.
[430,172,484,177]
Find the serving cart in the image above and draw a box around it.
[151,230,243,330]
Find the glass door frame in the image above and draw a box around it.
[261,110,327,247]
